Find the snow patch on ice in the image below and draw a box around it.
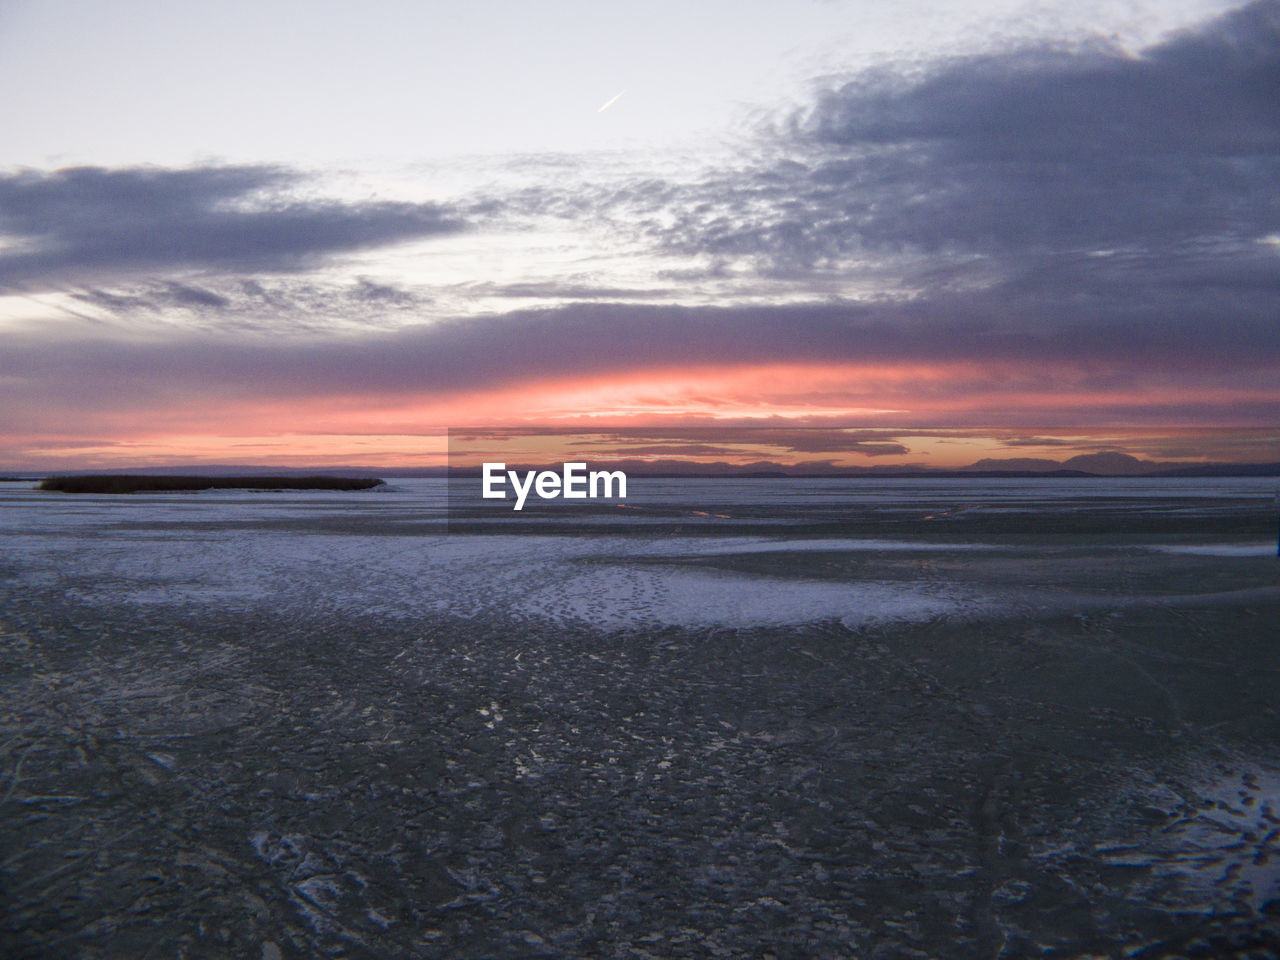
[1144,766,1280,912]
[517,565,976,629]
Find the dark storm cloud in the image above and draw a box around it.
[477,0,1276,388]
[444,3,1280,402]
[0,165,467,288]
[642,0,1280,269]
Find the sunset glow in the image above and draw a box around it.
[1,0,1276,473]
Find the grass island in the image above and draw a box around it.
[38,475,386,494]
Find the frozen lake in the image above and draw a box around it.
[1,475,1278,957]
[2,475,1276,630]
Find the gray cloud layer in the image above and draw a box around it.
[4,297,1277,434]
[0,165,466,288]
[649,0,1279,269]
[433,1,1278,412]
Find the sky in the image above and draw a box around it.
[0,0,1277,471]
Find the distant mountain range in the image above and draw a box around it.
[964,452,1158,475]
[959,452,1280,478]
[8,453,1280,480]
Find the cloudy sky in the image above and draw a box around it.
[1,0,1277,470]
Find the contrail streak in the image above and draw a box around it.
[597,90,626,113]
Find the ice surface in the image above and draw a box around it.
[4,475,1278,954]
[2,476,1275,629]
[1148,543,1277,557]
[625,537,999,557]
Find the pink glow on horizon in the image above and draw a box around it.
[3,359,1277,469]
